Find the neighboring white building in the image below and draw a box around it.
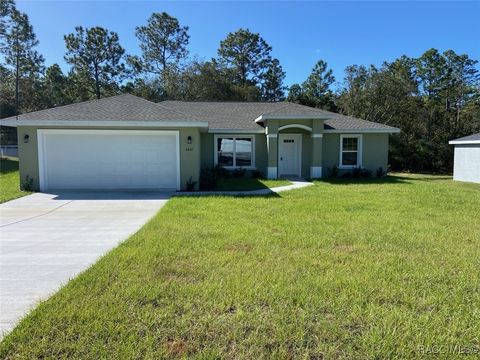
[449,133,480,184]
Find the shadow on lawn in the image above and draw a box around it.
[319,175,414,186]
[215,178,276,191]
[0,159,19,174]
[177,189,282,199]
[177,178,284,198]
[48,190,173,201]
[391,174,452,182]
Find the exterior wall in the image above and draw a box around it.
[322,133,389,177]
[453,144,480,184]
[201,133,268,176]
[264,118,324,179]
[17,123,394,190]
[362,133,389,171]
[322,133,339,174]
[17,125,201,191]
[200,132,214,169]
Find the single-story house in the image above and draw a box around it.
[0,94,400,191]
[449,133,480,184]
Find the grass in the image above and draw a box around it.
[0,158,30,203]
[1,174,480,359]
[215,177,291,191]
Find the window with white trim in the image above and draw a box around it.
[215,135,255,169]
[340,134,362,168]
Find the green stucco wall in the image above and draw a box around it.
[200,133,268,176]
[264,118,324,178]
[17,126,201,191]
[17,123,391,190]
[322,133,389,176]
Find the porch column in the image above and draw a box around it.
[266,123,278,179]
[311,120,323,178]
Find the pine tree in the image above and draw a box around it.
[64,26,127,99]
[1,3,44,114]
[131,12,189,76]
[261,58,286,102]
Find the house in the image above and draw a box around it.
[449,133,480,184]
[0,94,400,191]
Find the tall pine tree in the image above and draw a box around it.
[1,2,44,114]
[64,26,127,99]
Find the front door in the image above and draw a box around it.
[278,134,301,177]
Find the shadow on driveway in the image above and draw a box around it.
[46,190,174,201]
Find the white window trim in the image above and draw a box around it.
[339,134,363,169]
[213,134,256,170]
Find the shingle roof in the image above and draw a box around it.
[323,114,397,131]
[1,94,197,122]
[450,133,480,143]
[160,100,399,132]
[0,94,400,132]
[160,101,288,130]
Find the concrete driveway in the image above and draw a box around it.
[0,191,170,336]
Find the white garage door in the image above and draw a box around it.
[38,129,180,191]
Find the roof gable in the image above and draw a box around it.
[449,133,480,144]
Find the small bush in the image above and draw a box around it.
[200,167,218,190]
[22,175,34,191]
[376,167,387,178]
[186,177,197,191]
[199,165,232,190]
[215,165,229,178]
[251,170,263,179]
[352,167,372,178]
[328,165,339,178]
[232,168,246,178]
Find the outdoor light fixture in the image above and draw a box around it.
[187,135,192,144]
[23,134,30,143]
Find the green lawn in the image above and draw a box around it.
[215,177,291,191]
[1,174,480,359]
[0,159,30,203]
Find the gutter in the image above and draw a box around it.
[6,120,210,128]
[254,114,329,123]
[449,140,480,145]
[324,128,401,134]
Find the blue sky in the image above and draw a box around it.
[16,1,480,89]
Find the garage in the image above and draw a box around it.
[37,129,180,191]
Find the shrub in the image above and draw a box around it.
[352,167,372,178]
[328,165,339,178]
[200,167,218,190]
[376,167,387,178]
[22,175,34,191]
[186,176,197,191]
[232,167,246,178]
[214,164,229,178]
[251,170,263,179]
[199,165,231,190]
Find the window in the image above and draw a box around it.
[215,135,255,169]
[340,134,362,168]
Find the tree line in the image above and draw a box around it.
[1,0,479,172]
